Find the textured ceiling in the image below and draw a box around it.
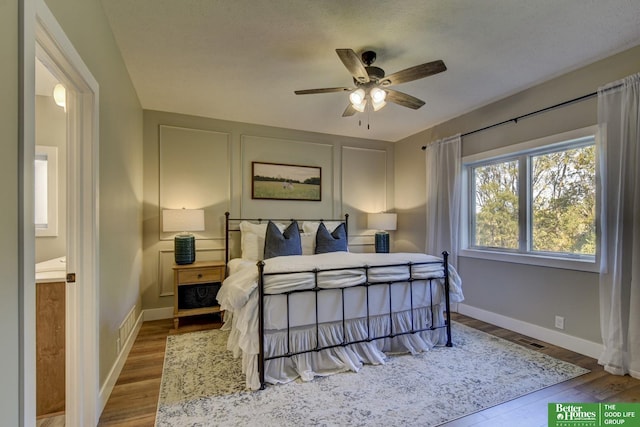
[100,0,640,142]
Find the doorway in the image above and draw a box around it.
[34,57,67,424]
[27,1,100,425]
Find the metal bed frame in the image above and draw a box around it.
[224,212,452,390]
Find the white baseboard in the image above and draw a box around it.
[143,306,173,321]
[98,310,144,415]
[457,303,603,359]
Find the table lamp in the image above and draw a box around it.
[162,208,205,264]
[368,213,397,253]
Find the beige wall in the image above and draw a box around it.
[44,0,144,385]
[35,95,66,264]
[395,44,640,344]
[1,0,20,422]
[142,110,393,311]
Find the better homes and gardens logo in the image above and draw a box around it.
[552,403,597,426]
[549,403,639,427]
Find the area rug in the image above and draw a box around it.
[155,322,589,426]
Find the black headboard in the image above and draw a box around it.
[224,212,349,264]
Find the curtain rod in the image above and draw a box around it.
[420,90,598,150]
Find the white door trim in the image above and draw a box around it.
[29,1,100,426]
[20,0,37,424]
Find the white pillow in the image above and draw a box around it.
[301,221,343,234]
[239,221,285,260]
[301,232,315,255]
[301,221,344,254]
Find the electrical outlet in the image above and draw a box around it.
[116,337,121,354]
[555,315,565,330]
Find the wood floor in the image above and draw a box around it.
[97,313,640,427]
[98,315,222,426]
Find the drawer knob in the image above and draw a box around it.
[197,273,203,279]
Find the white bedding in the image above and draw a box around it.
[217,251,464,389]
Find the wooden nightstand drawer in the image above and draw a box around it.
[178,267,223,285]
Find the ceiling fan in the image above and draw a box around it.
[294,49,446,116]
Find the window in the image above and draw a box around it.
[461,126,599,271]
[34,153,49,227]
[472,159,520,250]
[530,145,596,255]
[35,145,58,237]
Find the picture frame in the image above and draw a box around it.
[252,161,321,201]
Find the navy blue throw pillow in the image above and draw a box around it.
[315,222,348,254]
[264,221,302,259]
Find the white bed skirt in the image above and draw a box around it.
[219,252,463,390]
[226,304,448,390]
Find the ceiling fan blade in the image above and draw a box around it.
[342,104,357,117]
[295,87,351,95]
[380,60,446,86]
[336,49,370,83]
[385,89,426,109]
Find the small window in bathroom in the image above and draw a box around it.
[35,145,58,237]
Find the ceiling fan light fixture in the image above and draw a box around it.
[370,87,386,103]
[352,99,367,112]
[295,48,444,117]
[53,83,66,111]
[372,99,386,111]
[349,88,365,106]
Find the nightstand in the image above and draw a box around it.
[173,260,226,329]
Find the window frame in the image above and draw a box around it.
[460,126,600,272]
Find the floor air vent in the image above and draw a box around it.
[517,338,546,349]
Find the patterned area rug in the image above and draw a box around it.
[155,322,589,427]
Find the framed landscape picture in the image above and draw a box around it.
[252,162,321,201]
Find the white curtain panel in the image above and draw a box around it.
[424,134,461,269]
[597,73,640,378]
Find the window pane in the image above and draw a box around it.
[531,144,595,255]
[34,156,48,227]
[473,160,519,249]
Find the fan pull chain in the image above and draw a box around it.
[356,107,372,130]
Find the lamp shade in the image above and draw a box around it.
[352,99,367,112]
[370,87,386,103]
[349,88,365,105]
[162,209,205,232]
[368,213,397,231]
[372,99,386,111]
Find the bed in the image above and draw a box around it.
[217,213,464,390]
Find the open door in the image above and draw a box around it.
[29,1,100,425]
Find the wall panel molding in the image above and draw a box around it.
[159,125,231,241]
[341,146,388,241]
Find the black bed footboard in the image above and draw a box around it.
[256,252,452,390]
